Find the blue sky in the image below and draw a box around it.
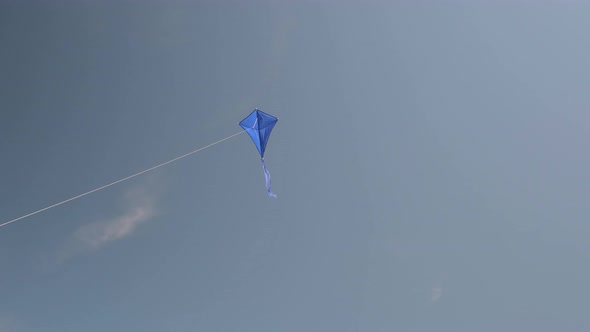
[1,2,590,331]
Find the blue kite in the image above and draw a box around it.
[239,109,278,197]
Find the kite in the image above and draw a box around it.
[0,112,276,230]
[239,109,278,197]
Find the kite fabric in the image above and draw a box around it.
[239,109,278,197]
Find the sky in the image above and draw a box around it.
[1,1,590,331]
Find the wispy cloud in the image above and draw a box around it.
[430,287,443,303]
[56,185,157,262]
[74,205,154,250]
[75,186,155,250]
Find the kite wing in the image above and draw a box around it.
[239,109,278,197]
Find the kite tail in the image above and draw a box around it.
[261,158,276,198]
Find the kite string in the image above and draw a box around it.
[0,130,245,229]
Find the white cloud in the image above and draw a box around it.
[56,185,157,261]
[430,287,443,303]
[75,186,155,250]
[74,205,154,250]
